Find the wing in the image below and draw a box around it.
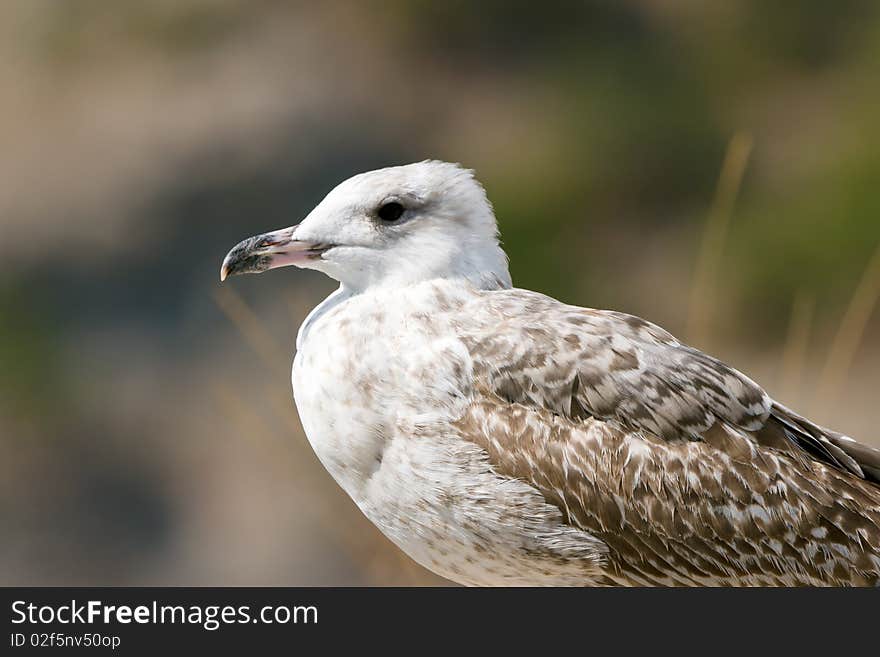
[461,288,880,484]
[454,395,880,585]
[454,288,880,585]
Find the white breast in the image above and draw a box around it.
[292,281,608,585]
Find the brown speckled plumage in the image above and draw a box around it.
[455,288,880,586]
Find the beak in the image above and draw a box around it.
[219,226,333,282]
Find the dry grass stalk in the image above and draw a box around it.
[686,131,753,347]
[815,242,880,411]
[778,290,814,406]
[213,287,288,379]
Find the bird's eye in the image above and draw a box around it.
[377,201,405,223]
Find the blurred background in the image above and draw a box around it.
[2,0,879,585]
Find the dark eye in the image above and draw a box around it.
[377,201,405,222]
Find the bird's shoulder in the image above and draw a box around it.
[459,286,770,439]
[457,286,880,485]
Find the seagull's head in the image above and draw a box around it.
[220,161,512,291]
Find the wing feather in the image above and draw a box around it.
[451,288,880,584]
[463,288,880,482]
[454,395,880,585]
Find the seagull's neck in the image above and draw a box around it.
[296,239,510,350]
[428,240,512,292]
[295,265,509,352]
[295,285,353,351]
[346,243,512,294]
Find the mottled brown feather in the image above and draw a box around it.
[455,288,880,585]
[456,396,880,585]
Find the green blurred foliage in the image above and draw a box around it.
[0,286,65,420]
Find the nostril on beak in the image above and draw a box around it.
[257,235,282,248]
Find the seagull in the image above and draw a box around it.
[220,160,880,586]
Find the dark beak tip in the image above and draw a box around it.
[219,252,236,282]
